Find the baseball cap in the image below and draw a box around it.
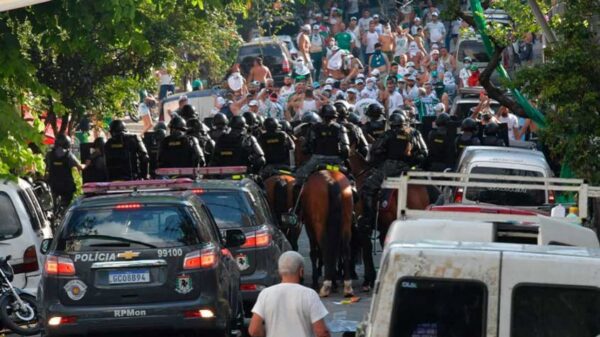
[313,24,320,30]
[432,11,439,16]
[351,16,357,21]
[216,96,226,106]
[431,43,440,50]
[356,73,366,79]
[249,100,258,107]
[431,49,440,55]
[366,77,376,83]
[371,69,381,77]
[356,79,365,84]
[302,24,311,31]
[397,75,406,82]
[414,17,421,21]
[323,85,333,91]
[347,88,358,95]
[407,75,417,81]
[325,78,335,85]
[373,14,379,18]
[312,81,321,89]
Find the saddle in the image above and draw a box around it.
[314,163,350,175]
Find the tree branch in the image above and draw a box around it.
[479,44,526,117]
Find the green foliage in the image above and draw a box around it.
[515,0,600,183]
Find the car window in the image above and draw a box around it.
[458,40,491,63]
[25,187,47,226]
[58,205,201,251]
[511,284,600,337]
[390,278,487,337]
[238,46,262,58]
[18,189,42,231]
[0,192,22,240]
[245,190,267,225]
[466,166,546,206]
[197,191,255,229]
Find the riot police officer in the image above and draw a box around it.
[83,137,107,183]
[348,112,362,126]
[360,113,422,236]
[243,111,263,139]
[179,104,197,121]
[143,122,167,178]
[293,111,322,139]
[482,122,506,146]
[209,112,229,141]
[280,120,294,136]
[104,120,149,181]
[295,104,350,185]
[455,117,481,157]
[45,134,83,208]
[361,104,386,142]
[187,118,215,159]
[158,116,205,168]
[211,116,266,173]
[258,117,295,177]
[335,101,369,158]
[427,113,455,171]
[392,110,429,168]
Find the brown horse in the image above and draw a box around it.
[301,169,354,297]
[263,174,302,251]
[346,151,431,246]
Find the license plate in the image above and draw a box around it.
[108,270,150,284]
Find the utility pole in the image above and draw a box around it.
[528,0,557,44]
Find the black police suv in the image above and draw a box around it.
[193,178,292,314]
[38,181,246,337]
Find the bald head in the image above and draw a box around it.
[278,251,305,276]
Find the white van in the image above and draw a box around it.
[360,241,600,337]
[0,178,52,294]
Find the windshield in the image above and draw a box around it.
[197,191,254,229]
[466,166,546,206]
[458,40,490,63]
[58,206,200,251]
[455,102,500,119]
[0,192,21,240]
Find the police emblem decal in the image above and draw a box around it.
[175,274,193,294]
[64,279,88,301]
[236,254,250,271]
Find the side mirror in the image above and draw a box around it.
[40,239,52,255]
[225,229,246,248]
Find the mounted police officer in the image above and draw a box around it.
[427,113,455,171]
[359,113,424,238]
[82,137,107,183]
[455,117,481,157]
[243,111,263,139]
[209,112,229,141]
[294,104,350,186]
[104,119,149,181]
[335,101,369,158]
[258,117,295,178]
[361,104,386,142]
[45,134,83,208]
[211,116,266,174]
[187,118,215,160]
[158,116,205,168]
[143,122,167,178]
[482,122,506,146]
[391,110,429,168]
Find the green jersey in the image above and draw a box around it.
[335,32,353,51]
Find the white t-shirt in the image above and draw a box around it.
[252,283,328,337]
[358,17,372,33]
[394,35,409,57]
[388,90,405,112]
[365,31,379,54]
[426,21,446,43]
[498,113,519,141]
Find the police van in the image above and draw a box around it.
[38,179,246,337]
[349,172,600,337]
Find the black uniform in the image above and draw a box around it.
[482,135,506,146]
[143,130,166,178]
[104,134,149,181]
[427,127,455,171]
[211,130,266,173]
[295,121,350,181]
[361,119,386,142]
[455,132,481,157]
[82,152,107,183]
[158,132,205,168]
[341,120,369,158]
[187,119,216,159]
[259,130,295,167]
[45,148,79,206]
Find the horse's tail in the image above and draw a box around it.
[327,177,343,246]
[274,177,289,217]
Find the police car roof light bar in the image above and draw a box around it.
[83,178,194,194]
[155,166,248,177]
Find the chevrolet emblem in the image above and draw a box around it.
[117,251,140,260]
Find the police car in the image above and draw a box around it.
[37,179,246,337]
[156,167,292,315]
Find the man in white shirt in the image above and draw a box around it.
[425,11,446,46]
[496,106,520,142]
[357,9,372,33]
[249,251,330,337]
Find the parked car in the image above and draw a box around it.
[252,35,299,59]
[236,41,292,86]
[160,88,226,125]
[192,178,292,314]
[449,87,501,120]
[0,178,52,295]
[454,146,554,207]
[38,179,245,337]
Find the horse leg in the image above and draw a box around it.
[342,236,355,297]
[309,243,320,290]
[359,232,376,291]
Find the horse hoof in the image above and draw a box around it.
[320,281,332,297]
[343,280,354,297]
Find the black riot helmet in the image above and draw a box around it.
[230,115,247,130]
[348,112,361,125]
[169,116,187,131]
[320,104,338,119]
[55,134,72,150]
[366,104,383,118]
[461,118,478,132]
[109,119,127,137]
[281,120,293,134]
[154,121,167,132]
[242,111,258,127]
[213,113,229,128]
[187,118,202,133]
[389,113,408,127]
[484,122,500,136]
[334,100,349,118]
[302,111,322,124]
[435,112,450,127]
[180,104,197,121]
[264,117,280,133]
[93,137,106,152]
